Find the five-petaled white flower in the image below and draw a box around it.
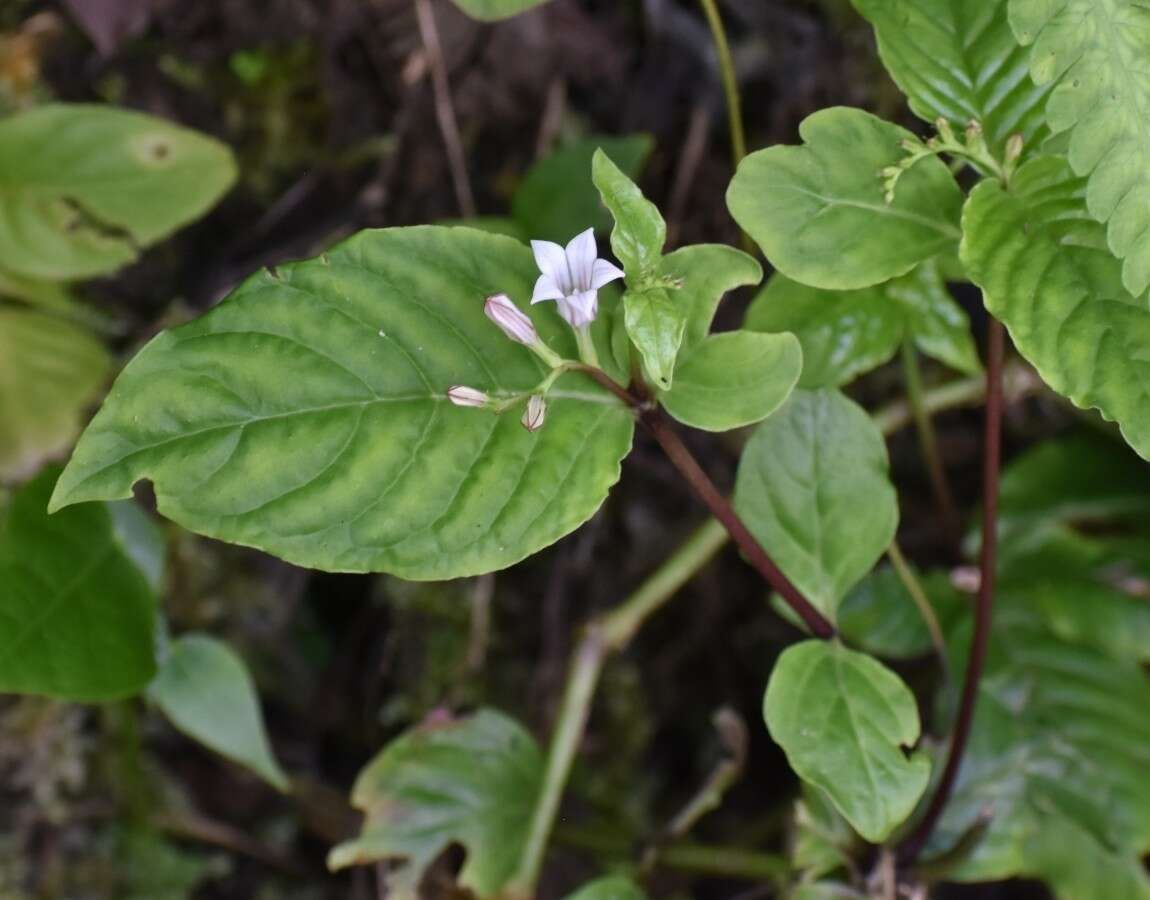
[530,227,625,329]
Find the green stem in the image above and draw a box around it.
[575,326,600,368]
[659,842,790,885]
[509,363,1041,895]
[698,0,747,167]
[887,541,948,677]
[901,341,958,537]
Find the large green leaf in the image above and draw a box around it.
[0,469,158,699]
[852,0,1050,156]
[659,331,801,432]
[328,708,543,899]
[838,565,962,660]
[0,104,237,280]
[726,107,963,290]
[0,307,111,481]
[623,287,685,391]
[149,634,289,792]
[734,389,898,620]
[448,0,550,20]
[962,155,1150,459]
[928,605,1150,898]
[764,641,931,843]
[659,244,763,352]
[50,227,635,579]
[512,135,653,243]
[1009,0,1150,297]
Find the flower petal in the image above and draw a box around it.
[531,240,572,294]
[531,274,565,304]
[565,228,597,291]
[558,289,598,329]
[590,258,625,290]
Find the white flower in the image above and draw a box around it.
[447,385,490,407]
[521,394,547,432]
[485,293,538,346]
[530,227,625,329]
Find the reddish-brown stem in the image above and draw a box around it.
[575,364,836,640]
[899,318,1005,864]
[642,409,837,640]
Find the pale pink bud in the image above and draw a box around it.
[485,293,538,346]
[521,395,546,432]
[447,385,489,407]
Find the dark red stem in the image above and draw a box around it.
[899,318,1004,864]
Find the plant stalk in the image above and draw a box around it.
[900,340,958,538]
[898,318,1005,864]
[697,0,747,168]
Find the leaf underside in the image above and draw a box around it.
[51,227,635,579]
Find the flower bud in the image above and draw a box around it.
[485,293,538,346]
[521,395,546,432]
[447,385,490,408]
[1005,133,1024,164]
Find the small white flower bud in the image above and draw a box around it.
[447,385,489,408]
[521,395,546,432]
[485,293,538,346]
[1005,133,1024,164]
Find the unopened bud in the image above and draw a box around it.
[521,395,546,432]
[1005,133,1024,163]
[965,119,983,142]
[485,293,538,346]
[447,385,489,408]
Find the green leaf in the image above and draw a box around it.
[852,0,1050,157]
[734,389,899,620]
[746,262,978,389]
[592,148,666,285]
[0,307,111,481]
[513,135,653,243]
[1009,0,1150,297]
[0,103,237,280]
[623,287,686,390]
[149,634,289,792]
[328,708,543,900]
[726,107,963,290]
[791,785,857,881]
[929,607,1150,898]
[50,227,635,579]
[791,885,867,900]
[0,469,157,700]
[961,155,1150,459]
[659,331,802,432]
[887,259,981,376]
[745,275,905,389]
[763,640,931,843]
[448,0,550,21]
[838,565,961,659]
[563,877,648,900]
[659,244,763,352]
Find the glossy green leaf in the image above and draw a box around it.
[727,107,963,290]
[448,0,550,21]
[623,287,685,391]
[149,634,289,792]
[838,565,962,660]
[928,606,1150,898]
[50,227,635,579]
[659,331,801,432]
[592,148,666,285]
[0,469,157,699]
[1010,0,1150,297]
[513,135,652,243]
[328,707,543,899]
[852,0,1050,156]
[734,389,899,620]
[764,640,931,843]
[564,877,648,900]
[962,155,1150,459]
[660,244,763,352]
[0,307,111,481]
[0,103,237,280]
[745,262,978,389]
[745,276,904,389]
[887,259,981,376]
